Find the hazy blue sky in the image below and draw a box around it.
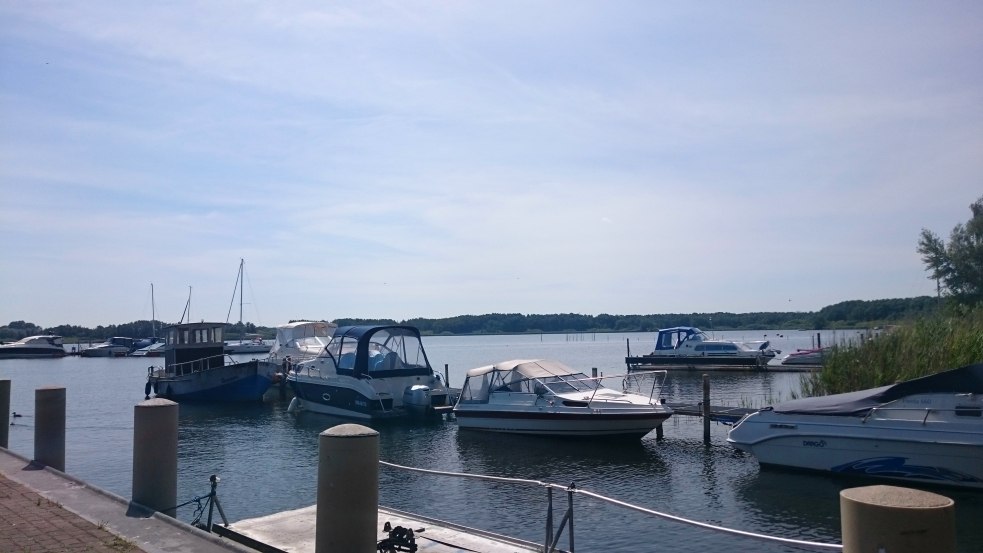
[2,2,981,328]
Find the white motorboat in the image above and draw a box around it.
[81,337,136,357]
[781,347,827,366]
[0,335,66,358]
[626,327,777,371]
[224,334,272,354]
[267,320,338,365]
[454,359,673,438]
[288,325,452,419]
[145,322,276,402]
[727,363,983,490]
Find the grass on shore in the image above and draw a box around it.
[801,305,983,397]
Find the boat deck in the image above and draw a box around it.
[221,504,543,552]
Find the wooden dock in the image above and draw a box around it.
[665,403,756,424]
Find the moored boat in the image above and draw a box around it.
[0,335,67,359]
[780,347,827,366]
[287,325,451,419]
[145,322,276,402]
[224,334,272,354]
[454,359,673,438]
[81,337,137,357]
[626,327,777,371]
[727,363,983,490]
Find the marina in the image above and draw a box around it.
[2,329,982,552]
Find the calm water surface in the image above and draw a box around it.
[3,330,981,552]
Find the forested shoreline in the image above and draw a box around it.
[1,296,938,342]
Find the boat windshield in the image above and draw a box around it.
[540,373,594,394]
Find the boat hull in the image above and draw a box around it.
[290,376,449,420]
[81,347,130,358]
[0,348,66,359]
[626,355,767,371]
[151,360,273,402]
[455,407,671,438]
[728,411,983,489]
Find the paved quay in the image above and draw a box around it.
[0,447,256,553]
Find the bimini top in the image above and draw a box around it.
[771,363,983,417]
[274,321,337,344]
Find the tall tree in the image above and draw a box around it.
[918,195,983,306]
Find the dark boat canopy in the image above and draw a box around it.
[772,363,983,417]
[329,325,434,379]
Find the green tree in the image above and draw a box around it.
[918,195,983,306]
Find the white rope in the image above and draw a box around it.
[380,460,842,551]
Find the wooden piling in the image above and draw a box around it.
[444,363,450,387]
[702,374,710,444]
[0,380,9,448]
[34,386,66,471]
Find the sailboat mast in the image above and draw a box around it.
[151,283,156,339]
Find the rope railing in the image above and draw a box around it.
[380,460,843,551]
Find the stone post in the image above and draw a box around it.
[840,485,955,553]
[132,398,178,517]
[34,386,66,471]
[316,424,379,553]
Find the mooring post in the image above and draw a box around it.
[132,398,178,517]
[316,424,379,553]
[702,374,710,444]
[34,386,66,471]
[840,485,955,553]
[444,363,450,387]
[0,379,10,448]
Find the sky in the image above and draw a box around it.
[1,2,981,329]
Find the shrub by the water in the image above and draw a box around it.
[801,305,983,397]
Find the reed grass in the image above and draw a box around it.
[801,305,983,397]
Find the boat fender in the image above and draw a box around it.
[144,381,152,400]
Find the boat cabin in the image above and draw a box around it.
[653,327,707,351]
[164,322,226,374]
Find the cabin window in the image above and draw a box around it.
[181,330,189,344]
[955,406,982,417]
[214,327,222,342]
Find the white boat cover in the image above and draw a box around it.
[274,321,336,344]
[772,363,983,417]
[465,359,579,379]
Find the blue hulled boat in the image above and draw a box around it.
[145,322,276,402]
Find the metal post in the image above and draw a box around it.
[567,484,575,552]
[444,363,450,387]
[702,374,710,445]
[545,486,553,551]
[316,424,379,553]
[0,380,9,448]
[34,386,66,471]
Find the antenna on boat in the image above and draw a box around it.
[151,283,156,339]
[179,286,192,324]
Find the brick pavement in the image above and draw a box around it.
[0,473,149,553]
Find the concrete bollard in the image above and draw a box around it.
[840,485,955,553]
[316,424,379,553]
[34,386,66,471]
[132,398,178,517]
[0,379,9,448]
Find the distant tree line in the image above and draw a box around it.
[0,297,939,343]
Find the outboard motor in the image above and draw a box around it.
[402,384,432,414]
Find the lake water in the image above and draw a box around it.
[2,330,982,552]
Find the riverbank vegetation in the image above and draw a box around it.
[1,296,939,342]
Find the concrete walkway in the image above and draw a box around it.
[0,447,256,553]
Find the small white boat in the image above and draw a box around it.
[727,363,983,490]
[454,359,673,438]
[288,325,452,419]
[626,327,777,371]
[131,339,165,357]
[267,320,338,365]
[781,347,827,366]
[224,334,272,354]
[0,335,67,358]
[81,337,136,357]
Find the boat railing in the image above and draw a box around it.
[379,460,842,552]
[166,354,236,376]
[863,403,983,424]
